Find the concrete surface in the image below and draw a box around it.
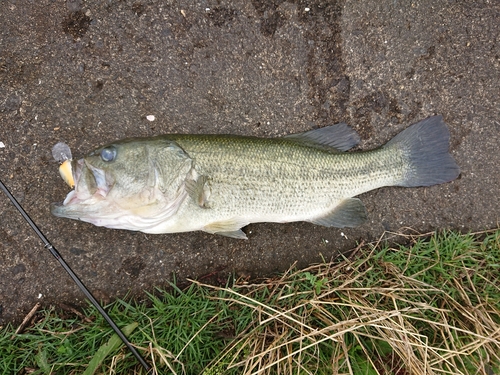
[0,0,499,324]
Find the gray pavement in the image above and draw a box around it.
[1,0,499,324]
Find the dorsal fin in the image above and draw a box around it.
[283,123,360,152]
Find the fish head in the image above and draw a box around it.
[51,138,193,231]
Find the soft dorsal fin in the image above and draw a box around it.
[283,123,360,152]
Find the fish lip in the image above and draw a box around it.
[60,159,85,206]
[51,160,81,209]
[50,201,68,217]
[52,158,112,211]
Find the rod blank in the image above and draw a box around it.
[0,179,152,374]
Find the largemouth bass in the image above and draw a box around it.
[51,116,459,239]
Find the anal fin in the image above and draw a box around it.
[309,198,367,228]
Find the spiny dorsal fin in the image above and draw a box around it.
[283,123,360,152]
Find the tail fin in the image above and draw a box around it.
[385,116,460,187]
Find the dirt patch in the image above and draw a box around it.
[62,10,92,39]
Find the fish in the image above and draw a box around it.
[51,115,460,239]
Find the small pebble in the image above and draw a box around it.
[0,141,5,148]
[146,115,155,121]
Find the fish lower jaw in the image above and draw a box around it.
[62,189,107,206]
[62,190,79,205]
[62,190,91,206]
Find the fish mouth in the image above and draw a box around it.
[51,159,114,218]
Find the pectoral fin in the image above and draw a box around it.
[204,219,249,239]
[185,175,211,208]
[310,198,367,228]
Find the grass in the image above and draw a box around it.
[0,229,499,374]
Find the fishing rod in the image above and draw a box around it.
[0,178,153,374]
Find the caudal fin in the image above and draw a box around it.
[385,116,460,187]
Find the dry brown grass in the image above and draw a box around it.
[198,231,500,375]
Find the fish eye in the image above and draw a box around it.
[100,147,116,162]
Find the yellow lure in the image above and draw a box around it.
[59,160,75,188]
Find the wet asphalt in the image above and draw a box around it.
[0,0,499,324]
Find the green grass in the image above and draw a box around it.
[1,230,499,374]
